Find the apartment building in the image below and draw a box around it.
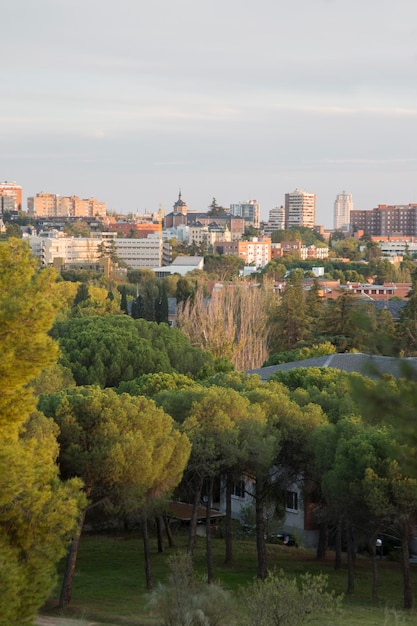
[271,241,329,260]
[334,191,353,232]
[264,205,285,235]
[229,200,260,229]
[285,189,316,229]
[0,181,22,212]
[27,193,106,218]
[351,204,417,237]
[214,237,271,268]
[28,232,166,270]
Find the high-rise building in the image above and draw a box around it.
[229,200,260,229]
[334,191,353,232]
[264,205,285,235]
[284,189,316,229]
[0,181,22,213]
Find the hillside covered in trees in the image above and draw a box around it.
[2,238,417,624]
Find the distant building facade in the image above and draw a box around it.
[264,205,285,235]
[0,181,22,213]
[229,200,260,229]
[334,191,353,232]
[214,237,271,268]
[351,204,417,237]
[27,193,106,218]
[285,189,316,229]
[28,232,168,270]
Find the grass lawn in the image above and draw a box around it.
[41,529,417,625]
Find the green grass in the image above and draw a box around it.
[41,530,417,625]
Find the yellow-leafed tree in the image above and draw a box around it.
[0,239,85,626]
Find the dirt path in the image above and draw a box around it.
[36,617,101,626]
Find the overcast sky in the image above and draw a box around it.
[2,0,417,226]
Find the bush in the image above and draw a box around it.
[240,570,342,626]
[146,553,234,626]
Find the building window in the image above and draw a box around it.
[232,479,245,498]
[286,490,298,511]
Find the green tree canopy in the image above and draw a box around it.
[0,239,84,625]
[52,315,217,387]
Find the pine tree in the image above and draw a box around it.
[0,239,83,625]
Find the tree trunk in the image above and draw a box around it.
[334,518,342,570]
[316,520,328,560]
[188,474,204,556]
[59,508,87,608]
[255,476,267,579]
[346,522,355,595]
[163,514,175,548]
[224,471,233,566]
[142,516,153,590]
[155,516,164,553]
[206,476,214,584]
[370,537,378,602]
[401,521,413,610]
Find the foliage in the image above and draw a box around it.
[0,239,60,431]
[203,254,244,281]
[40,386,191,509]
[116,372,198,398]
[271,227,326,246]
[269,368,359,423]
[398,270,417,355]
[264,342,336,366]
[317,291,378,353]
[240,570,342,626]
[331,237,362,261]
[63,220,91,237]
[146,552,234,626]
[60,268,104,284]
[52,315,216,386]
[207,197,227,217]
[0,239,84,625]
[30,363,76,396]
[177,283,275,370]
[270,271,309,353]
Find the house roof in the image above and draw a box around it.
[166,502,224,521]
[248,353,417,382]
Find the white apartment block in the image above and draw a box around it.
[229,200,260,229]
[373,239,417,259]
[188,224,231,247]
[300,245,329,260]
[28,232,165,270]
[334,191,353,232]
[264,205,285,234]
[114,238,164,269]
[285,189,316,229]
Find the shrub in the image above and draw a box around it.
[240,570,342,626]
[146,553,234,626]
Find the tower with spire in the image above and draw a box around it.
[173,189,187,216]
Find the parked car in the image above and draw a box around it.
[268,532,298,547]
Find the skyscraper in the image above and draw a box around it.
[334,191,353,232]
[284,189,316,229]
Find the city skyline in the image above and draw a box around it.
[2,1,417,226]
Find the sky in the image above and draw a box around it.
[2,0,417,227]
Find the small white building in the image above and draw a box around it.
[153,255,204,278]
